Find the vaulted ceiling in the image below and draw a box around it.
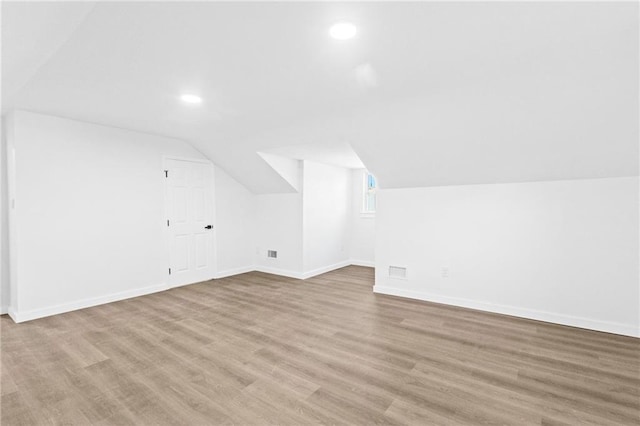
[3,1,638,192]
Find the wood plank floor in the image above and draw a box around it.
[1,266,639,425]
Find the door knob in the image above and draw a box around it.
[204,225,213,229]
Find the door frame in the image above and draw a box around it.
[162,156,216,288]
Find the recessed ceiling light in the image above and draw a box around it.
[329,22,357,40]
[180,94,202,104]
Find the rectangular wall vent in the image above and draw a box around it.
[389,266,407,279]
[267,250,278,258]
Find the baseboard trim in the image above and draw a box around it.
[300,260,351,279]
[6,263,371,323]
[349,259,375,268]
[373,286,639,338]
[214,266,255,279]
[254,266,304,279]
[254,260,353,280]
[8,307,18,322]
[8,283,169,323]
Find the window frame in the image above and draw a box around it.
[361,171,377,216]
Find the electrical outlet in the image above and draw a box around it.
[267,250,277,259]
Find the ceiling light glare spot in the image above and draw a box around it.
[329,22,357,40]
[180,94,202,104]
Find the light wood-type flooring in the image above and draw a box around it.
[1,266,639,425]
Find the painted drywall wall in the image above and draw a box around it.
[0,116,10,313]
[350,169,375,266]
[254,192,303,277]
[258,152,301,192]
[253,157,304,277]
[302,161,351,275]
[214,167,256,277]
[6,111,210,321]
[5,113,18,312]
[374,177,640,337]
[252,160,357,279]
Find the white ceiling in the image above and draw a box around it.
[2,1,638,192]
[1,1,96,107]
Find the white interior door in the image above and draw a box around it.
[165,158,215,287]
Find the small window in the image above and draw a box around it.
[362,172,377,214]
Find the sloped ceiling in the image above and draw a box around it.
[2,1,637,192]
[1,1,96,107]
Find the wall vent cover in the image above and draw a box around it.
[267,250,278,258]
[389,266,407,279]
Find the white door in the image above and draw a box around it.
[165,158,215,287]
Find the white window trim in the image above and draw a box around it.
[361,171,377,216]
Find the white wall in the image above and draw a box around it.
[214,167,255,277]
[252,160,357,279]
[5,111,210,321]
[254,192,303,277]
[258,152,301,192]
[253,158,304,277]
[2,110,369,322]
[375,177,639,337]
[1,116,10,313]
[5,114,18,312]
[349,169,375,266]
[302,161,351,275]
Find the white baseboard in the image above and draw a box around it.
[373,286,639,338]
[0,305,7,315]
[7,283,168,323]
[219,261,373,280]
[7,307,18,322]
[214,266,255,279]
[254,260,353,280]
[254,265,304,279]
[300,260,351,279]
[4,263,369,323]
[349,259,375,268]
